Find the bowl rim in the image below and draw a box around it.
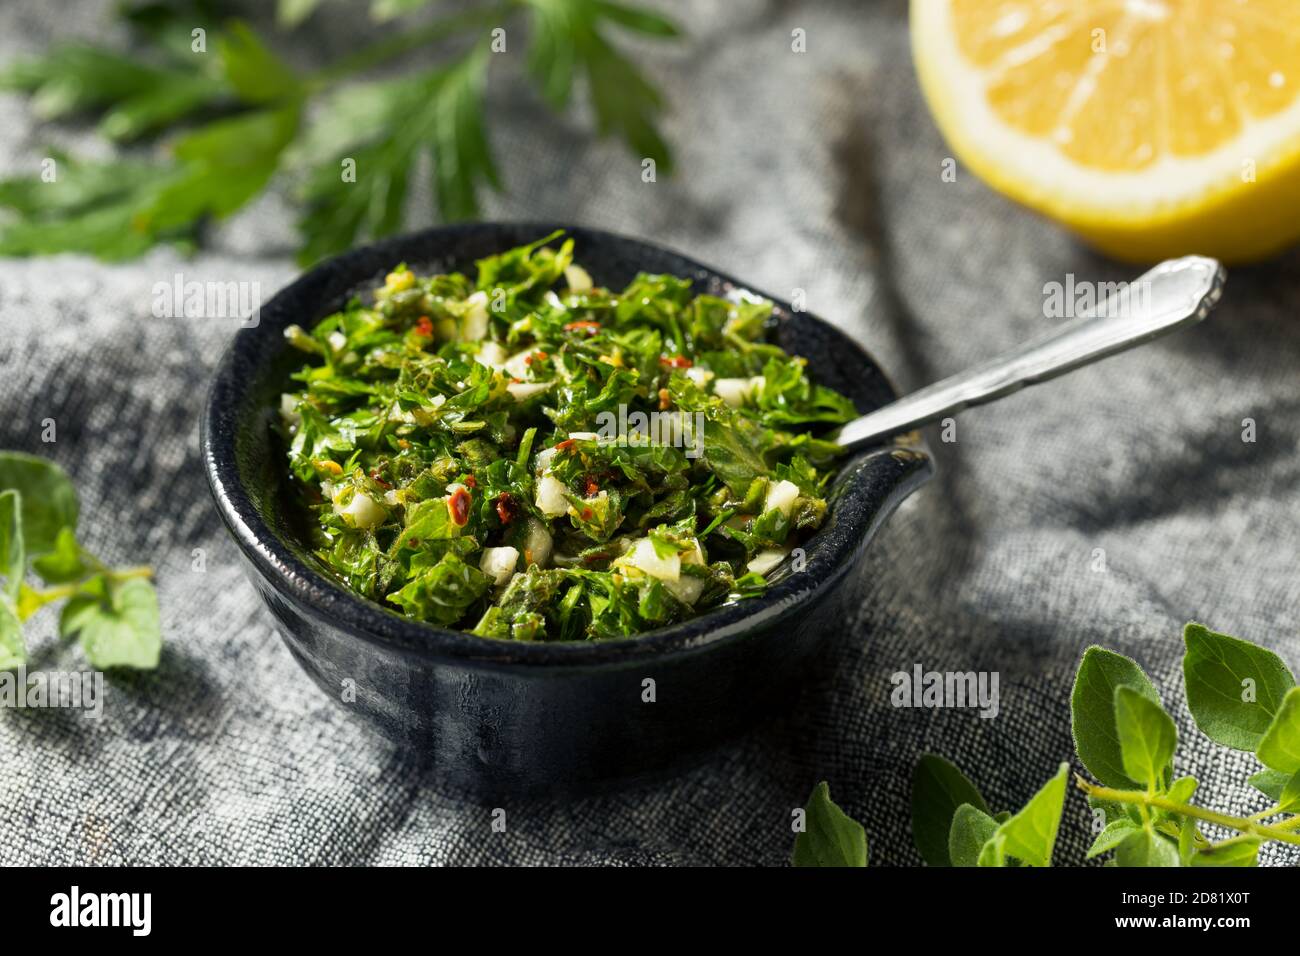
[201,221,929,667]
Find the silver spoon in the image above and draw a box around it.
[835,255,1227,451]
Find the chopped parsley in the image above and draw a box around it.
[279,232,857,641]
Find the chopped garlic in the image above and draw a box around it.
[461,290,490,340]
[521,517,553,568]
[279,393,301,427]
[535,474,570,517]
[684,366,714,388]
[534,446,558,475]
[764,479,800,518]
[507,381,552,402]
[747,548,789,576]
[335,491,386,530]
[712,376,764,407]
[480,546,520,587]
[663,575,705,605]
[564,264,593,292]
[476,341,508,368]
[504,350,533,380]
[622,538,681,582]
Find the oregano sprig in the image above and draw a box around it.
[1072,624,1300,867]
[793,759,1069,868]
[792,623,1299,867]
[0,452,160,671]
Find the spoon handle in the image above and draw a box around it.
[835,255,1227,453]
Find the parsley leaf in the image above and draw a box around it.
[0,5,681,262]
[296,46,498,263]
[526,0,677,169]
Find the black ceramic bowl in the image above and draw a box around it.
[202,223,932,797]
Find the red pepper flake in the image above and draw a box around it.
[463,475,477,488]
[583,475,600,497]
[524,350,549,365]
[397,439,412,450]
[414,315,434,338]
[564,320,602,335]
[581,507,593,521]
[448,487,471,526]
[495,492,517,525]
[408,538,420,547]
[658,387,671,411]
[659,355,692,369]
[554,439,576,453]
[369,467,392,489]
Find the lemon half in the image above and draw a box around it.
[911,0,1300,262]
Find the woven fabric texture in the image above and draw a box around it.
[1,0,1297,866]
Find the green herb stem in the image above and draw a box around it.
[106,565,153,581]
[1078,778,1300,846]
[305,4,515,92]
[22,565,154,613]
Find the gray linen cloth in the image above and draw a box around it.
[1,0,1297,866]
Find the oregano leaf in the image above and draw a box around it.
[60,576,161,670]
[1114,685,1177,789]
[981,763,1069,868]
[949,804,999,868]
[1183,622,1295,751]
[0,452,78,555]
[1165,775,1198,804]
[1191,839,1261,868]
[1086,819,1140,859]
[1248,768,1290,802]
[1115,827,1179,867]
[1255,686,1300,774]
[1072,646,1160,788]
[792,782,867,868]
[1177,818,1200,865]
[0,599,23,670]
[0,489,24,605]
[31,526,86,585]
[1279,769,1300,813]
[911,754,988,867]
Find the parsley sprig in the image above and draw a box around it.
[0,0,680,264]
